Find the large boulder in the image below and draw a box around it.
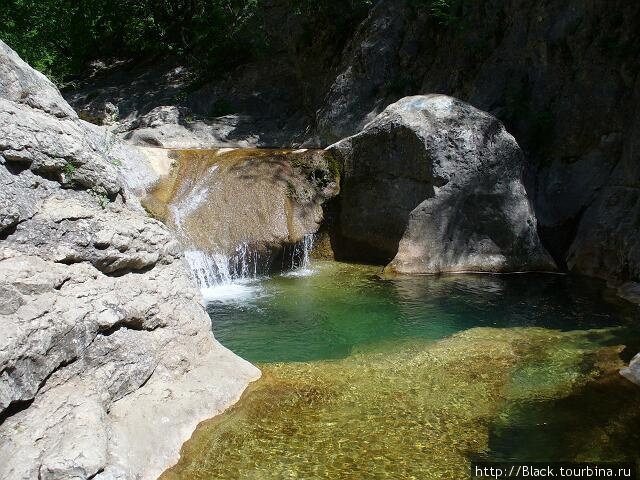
[143,148,339,258]
[328,94,555,273]
[0,39,259,480]
[621,353,640,386]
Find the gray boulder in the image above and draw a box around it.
[0,41,76,118]
[328,94,555,273]
[0,39,260,480]
[621,353,640,386]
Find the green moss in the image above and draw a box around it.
[161,327,629,480]
[290,156,303,169]
[327,152,342,180]
[286,180,296,199]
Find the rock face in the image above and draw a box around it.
[315,0,640,285]
[62,0,640,290]
[328,95,554,273]
[143,148,339,259]
[0,40,260,480]
[621,354,640,386]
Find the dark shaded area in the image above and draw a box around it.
[328,125,435,263]
[537,212,585,271]
[486,372,640,464]
[0,397,33,426]
[0,0,374,84]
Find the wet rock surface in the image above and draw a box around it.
[143,148,339,257]
[0,40,259,480]
[328,95,554,273]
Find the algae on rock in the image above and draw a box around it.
[162,327,633,480]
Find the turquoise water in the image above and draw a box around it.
[163,261,640,480]
[208,261,639,364]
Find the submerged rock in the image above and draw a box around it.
[328,94,554,273]
[162,327,631,479]
[0,39,259,480]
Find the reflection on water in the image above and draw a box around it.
[161,262,640,480]
[209,262,638,363]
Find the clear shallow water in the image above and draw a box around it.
[162,261,640,480]
[208,261,639,363]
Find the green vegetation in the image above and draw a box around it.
[0,0,264,83]
[325,151,342,179]
[62,162,77,176]
[409,0,465,28]
[0,0,465,85]
[0,0,373,84]
[90,187,111,209]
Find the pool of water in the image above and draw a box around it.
[162,261,640,480]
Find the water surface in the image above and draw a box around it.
[162,261,640,480]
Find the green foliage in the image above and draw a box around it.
[1,0,377,84]
[63,162,77,176]
[289,0,372,21]
[409,0,465,28]
[0,0,268,83]
[90,187,110,209]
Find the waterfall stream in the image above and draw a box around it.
[142,148,331,303]
[184,234,316,302]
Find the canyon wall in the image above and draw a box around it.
[64,0,640,293]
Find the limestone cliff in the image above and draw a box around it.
[0,40,260,480]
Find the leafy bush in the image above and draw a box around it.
[0,0,265,83]
[409,0,465,28]
[0,0,375,84]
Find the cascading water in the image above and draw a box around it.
[281,234,315,277]
[143,148,331,302]
[184,234,316,301]
[184,243,273,287]
[183,246,271,302]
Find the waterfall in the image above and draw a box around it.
[184,234,315,301]
[144,149,325,301]
[281,234,315,277]
[184,243,272,288]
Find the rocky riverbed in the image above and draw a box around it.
[1,0,640,475]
